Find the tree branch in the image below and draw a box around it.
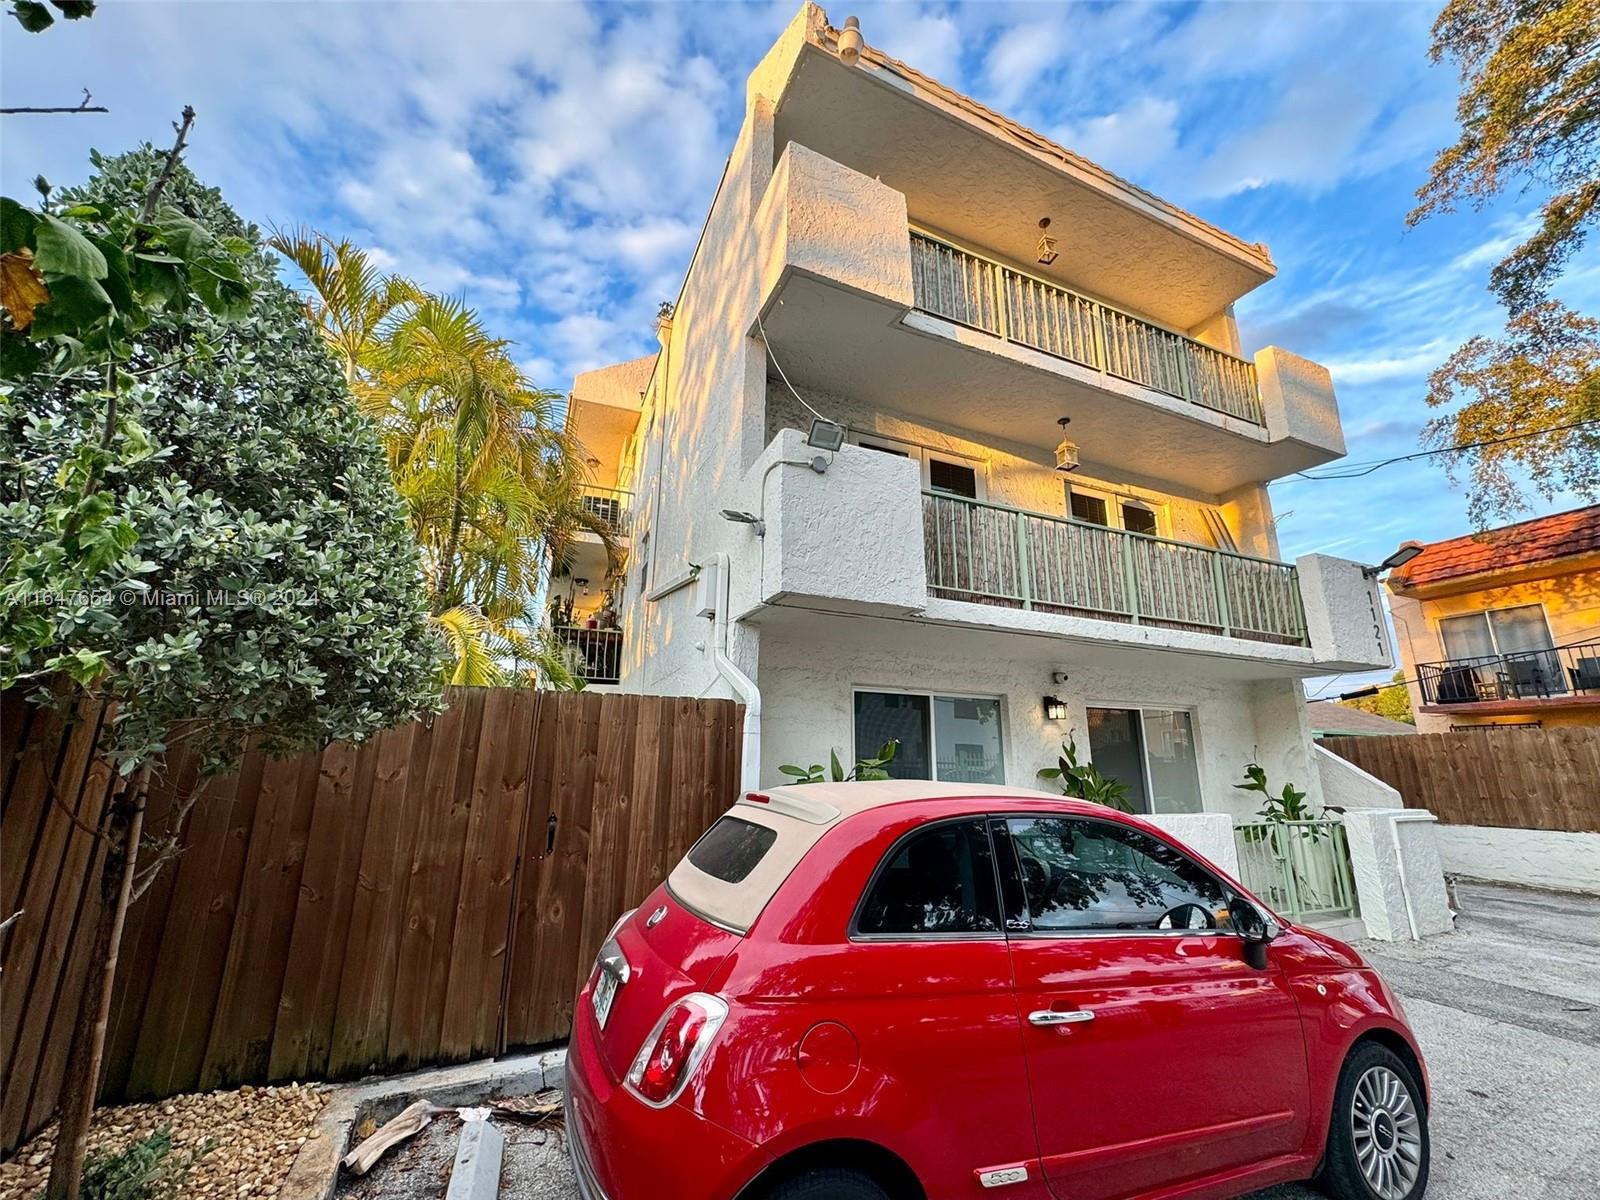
[138,104,195,223]
[1,88,106,116]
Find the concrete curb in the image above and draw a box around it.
[446,1118,505,1200]
[279,1047,567,1200]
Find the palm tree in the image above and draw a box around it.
[271,233,619,687]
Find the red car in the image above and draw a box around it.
[566,782,1430,1200]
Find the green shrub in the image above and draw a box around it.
[81,1130,209,1200]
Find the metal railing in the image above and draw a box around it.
[1232,819,1358,923]
[579,486,632,537]
[909,231,1264,425]
[1416,639,1600,706]
[552,625,623,685]
[922,491,1307,645]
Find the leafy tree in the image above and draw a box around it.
[270,230,617,687]
[1422,302,1600,524]
[2,144,441,1200]
[1336,671,1416,725]
[8,0,94,34]
[1410,0,1600,523]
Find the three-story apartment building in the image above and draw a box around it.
[557,4,1391,819]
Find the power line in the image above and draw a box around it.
[1273,417,1600,484]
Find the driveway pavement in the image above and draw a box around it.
[507,880,1600,1200]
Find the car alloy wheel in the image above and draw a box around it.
[1349,1064,1424,1200]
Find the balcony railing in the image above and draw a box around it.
[1233,820,1358,923]
[909,231,1264,425]
[922,491,1307,646]
[579,486,632,537]
[552,625,623,685]
[1417,640,1600,706]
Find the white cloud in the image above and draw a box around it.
[1055,97,1180,179]
[984,23,1059,109]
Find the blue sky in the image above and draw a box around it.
[5,0,1596,692]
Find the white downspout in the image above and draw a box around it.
[711,551,762,794]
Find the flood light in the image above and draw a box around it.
[806,418,846,452]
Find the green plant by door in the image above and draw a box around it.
[779,740,899,784]
[1234,763,1324,841]
[1036,739,1134,812]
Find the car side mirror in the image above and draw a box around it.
[1232,899,1280,970]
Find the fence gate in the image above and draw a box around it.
[1232,819,1359,923]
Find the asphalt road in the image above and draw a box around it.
[505,881,1600,1200]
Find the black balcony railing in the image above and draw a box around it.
[552,625,622,685]
[1416,640,1600,706]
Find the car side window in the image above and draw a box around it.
[1002,816,1235,934]
[856,819,1001,936]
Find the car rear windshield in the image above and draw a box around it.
[686,816,777,883]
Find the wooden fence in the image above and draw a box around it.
[0,687,742,1154]
[1318,727,1600,833]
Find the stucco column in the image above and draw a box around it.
[1145,812,1240,879]
[1340,809,1454,941]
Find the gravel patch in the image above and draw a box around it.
[0,1083,327,1200]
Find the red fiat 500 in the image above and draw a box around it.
[566,782,1430,1200]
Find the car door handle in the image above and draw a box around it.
[1028,1009,1094,1026]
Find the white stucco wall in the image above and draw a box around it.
[1144,812,1240,878]
[1256,347,1345,460]
[1341,809,1454,940]
[754,611,1325,818]
[747,431,926,616]
[1298,554,1393,672]
[1432,826,1600,894]
[1314,744,1402,809]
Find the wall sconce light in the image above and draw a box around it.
[1036,217,1058,266]
[1053,416,1079,473]
[1042,695,1068,721]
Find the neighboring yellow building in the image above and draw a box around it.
[1386,505,1600,732]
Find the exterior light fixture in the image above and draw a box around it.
[1053,417,1079,474]
[806,417,846,452]
[720,509,766,537]
[1362,542,1424,578]
[837,15,863,65]
[1036,217,1059,266]
[1043,696,1068,721]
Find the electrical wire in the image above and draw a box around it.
[753,307,833,425]
[1272,417,1600,484]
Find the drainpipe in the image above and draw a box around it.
[711,551,762,794]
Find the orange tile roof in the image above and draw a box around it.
[1390,505,1600,588]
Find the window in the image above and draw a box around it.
[1120,502,1158,535]
[1069,490,1108,525]
[928,458,978,499]
[1440,604,1564,696]
[848,432,985,498]
[1085,706,1201,814]
[686,816,777,884]
[854,691,1005,784]
[999,816,1234,934]
[856,820,1000,935]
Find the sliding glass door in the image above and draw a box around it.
[1086,706,1202,814]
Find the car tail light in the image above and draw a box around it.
[625,993,728,1107]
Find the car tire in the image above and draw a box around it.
[759,1166,893,1200]
[1316,1041,1430,1200]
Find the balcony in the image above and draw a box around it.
[1417,641,1600,711]
[579,486,632,538]
[910,232,1263,426]
[922,491,1307,646]
[552,625,623,686]
[750,144,1346,493]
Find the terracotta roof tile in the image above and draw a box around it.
[1390,505,1600,588]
